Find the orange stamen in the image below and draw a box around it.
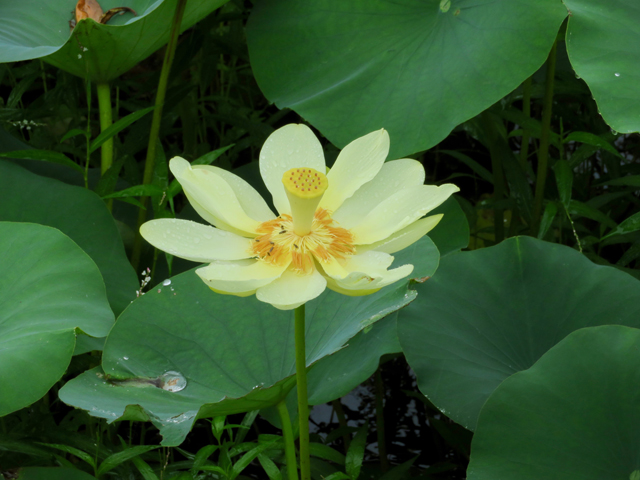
[249,208,354,274]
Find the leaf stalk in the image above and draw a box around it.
[532,39,558,234]
[96,81,113,211]
[131,0,188,270]
[277,400,299,480]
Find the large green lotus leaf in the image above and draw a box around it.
[18,467,97,480]
[307,312,401,405]
[564,0,640,134]
[468,325,640,479]
[0,0,228,82]
[0,161,137,316]
[397,236,640,431]
[246,0,567,158]
[0,222,114,416]
[59,269,417,446]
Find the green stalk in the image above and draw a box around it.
[277,400,299,480]
[96,82,113,175]
[518,76,532,169]
[96,82,114,211]
[178,90,198,159]
[294,304,311,480]
[94,429,101,477]
[40,60,48,93]
[480,111,506,243]
[532,40,558,235]
[140,423,146,445]
[130,0,188,270]
[84,79,92,189]
[374,367,389,473]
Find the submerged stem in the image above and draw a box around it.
[294,304,311,480]
[277,400,299,480]
[331,399,350,451]
[374,367,389,472]
[131,0,188,270]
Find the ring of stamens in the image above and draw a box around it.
[250,209,355,274]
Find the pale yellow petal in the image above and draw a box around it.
[320,251,413,293]
[183,193,244,236]
[356,215,443,255]
[350,184,459,245]
[323,276,381,297]
[259,124,325,215]
[256,267,327,310]
[336,264,413,291]
[196,258,289,295]
[170,157,260,237]
[209,287,257,297]
[193,165,275,222]
[320,129,389,212]
[322,250,393,279]
[140,219,253,262]
[332,159,425,229]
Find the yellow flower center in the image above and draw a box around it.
[250,209,355,274]
[250,167,354,274]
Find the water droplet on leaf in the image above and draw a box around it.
[160,371,187,392]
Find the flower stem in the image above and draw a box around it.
[532,39,558,235]
[276,400,299,480]
[294,304,311,480]
[130,0,188,270]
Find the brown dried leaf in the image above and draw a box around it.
[75,0,104,23]
[101,7,137,24]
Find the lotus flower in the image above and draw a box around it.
[141,124,458,309]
